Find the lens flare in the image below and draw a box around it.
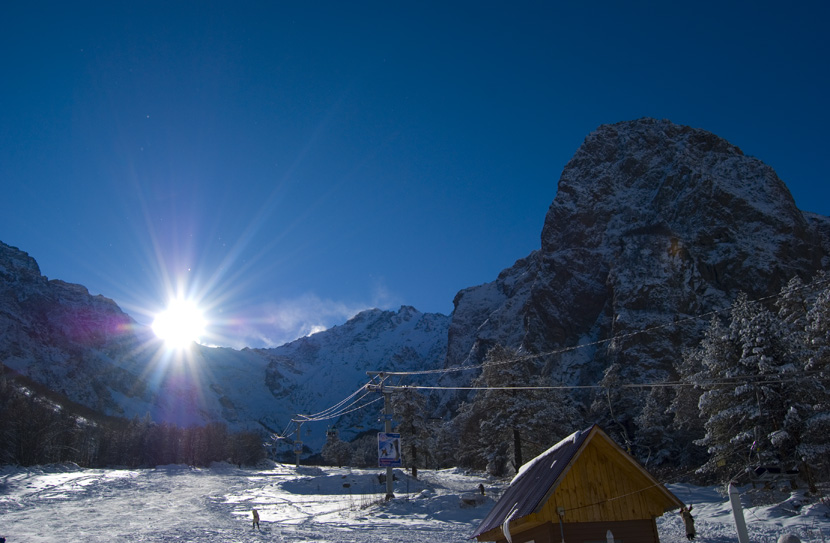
[152,299,207,349]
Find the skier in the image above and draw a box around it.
[252,508,260,530]
[679,505,695,540]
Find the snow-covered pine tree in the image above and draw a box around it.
[694,294,765,480]
[592,361,636,455]
[669,328,719,469]
[392,386,431,476]
[799,281,830,479]
[321,428,352,468]
[455,345,582,476]
[772,276,820,481]
[776,276,810,332]
[740,292,805,472]
[694,290,812,481]
[440,398,486,470]
[635,384,683,468]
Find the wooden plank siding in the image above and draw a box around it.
[473,426,683,543]
[538,436,668,523]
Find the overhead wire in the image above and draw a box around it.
[295,378,374,421]
[277,274,830,438]
[385,370,830,393]
[376,273,830,379]
[295,388,377,423]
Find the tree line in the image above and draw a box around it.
[0,367,266,468]
[321,274,830,488]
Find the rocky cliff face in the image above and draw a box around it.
[0,241,147,412]
[447,119,830,393]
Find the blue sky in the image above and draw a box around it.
[1,2,828,349]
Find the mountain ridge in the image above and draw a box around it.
[0,242,448,447]
[2,118,828,454]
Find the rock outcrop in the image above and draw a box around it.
[447,119,830,393]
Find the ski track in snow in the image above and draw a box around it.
[1,463,829,542]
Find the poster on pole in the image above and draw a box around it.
[378,432,402,467]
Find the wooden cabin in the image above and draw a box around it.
[472,425,683,543]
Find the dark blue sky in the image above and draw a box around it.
[2,2,828,348]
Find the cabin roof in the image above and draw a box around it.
[472,427,591,538]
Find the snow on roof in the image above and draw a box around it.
[472,426,593,538]
[511,428,584,484]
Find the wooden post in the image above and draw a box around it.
[513,428,523,470]
[411,443,418,480]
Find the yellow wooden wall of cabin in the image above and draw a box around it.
[529,436,672,525]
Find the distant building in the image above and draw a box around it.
[472,425,683,543]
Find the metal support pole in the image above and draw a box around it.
[728,482,750,543]
[294,420,303,469]
[384,387,394,500]
[367,371,396,500]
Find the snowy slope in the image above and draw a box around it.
[1,462,828,542]
[260,306,449,446]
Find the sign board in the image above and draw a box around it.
[378,432,402,467]
[293,441,303,454]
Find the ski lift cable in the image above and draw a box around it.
[293,381,377,423]
[318,396,383,420]
[375,275,830,378]
[319,387,375,418]
[278,378,382,441]
[295,396,383,423]
[275,278,830,447]
[295,378,374,420]
[297,388,376,422]
[299,381,370,419]
[275,419,295,440]
[387,372,830,392]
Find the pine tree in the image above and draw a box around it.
[593,361,636,455]
[392,386,430,477]
[694,294,767,479]
[669,328,719,469]
[457,345,582,476]
[321,428,352,467]
[636,385,685,467]
[799,283,830,479]
[693,289,817,481]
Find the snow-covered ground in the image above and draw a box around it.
[1,462,829,542]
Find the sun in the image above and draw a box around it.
[152,299,207,349]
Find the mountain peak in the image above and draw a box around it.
[0,240,43,283]
[448,119,829,378]
[547,118,796,248]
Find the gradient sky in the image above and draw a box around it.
[1,2,828,349]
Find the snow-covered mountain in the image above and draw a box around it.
[259,306,449,443]
[0,241,448,449]
[445,118,830,405]
[0,241,144,413]
[3,118,829,453]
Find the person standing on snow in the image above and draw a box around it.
[680,505,695,540]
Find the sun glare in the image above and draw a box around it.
[152,299,207,349]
